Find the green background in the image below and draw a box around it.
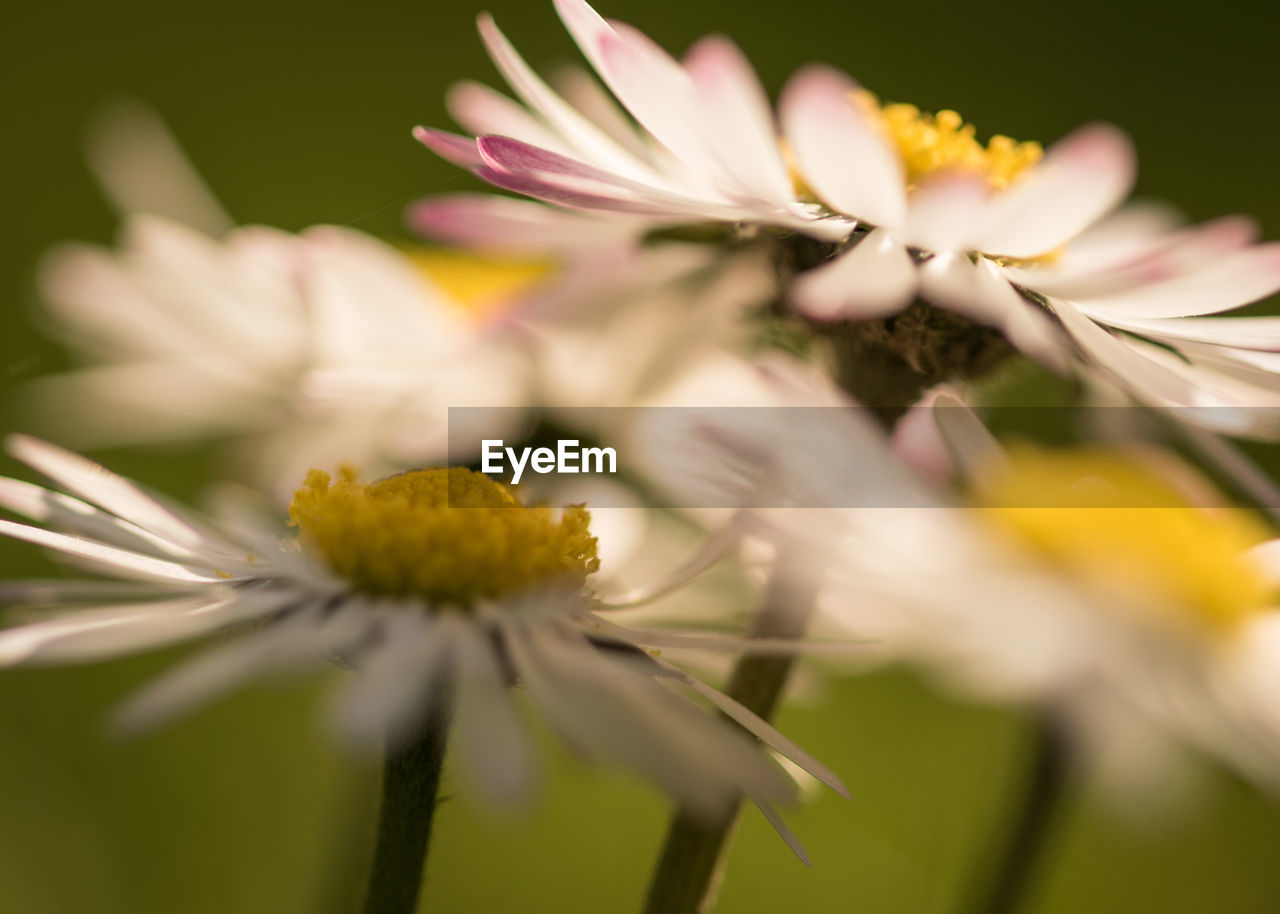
[4,0,1280,911]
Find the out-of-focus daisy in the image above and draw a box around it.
[0,435,846,824]
[30,215,537,502]
[665,363,1280,806]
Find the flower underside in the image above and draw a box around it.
[973,446,1274,636]
[289,466,599,606]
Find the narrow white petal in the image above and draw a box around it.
[0,477,205,561]
[684,35,795,205]
[113,602,373,733]
[971,124,1135,258]
[446,80,577,156]
[6,435,211,552]
[780,65,907,227]
[1073,243,1280,319]
[1092,315,1280,352]
[444,614,539,807]
[554,1,717,178]
[476,13,660,186]
[550,65,652,159]
[0,519,225,583]
[751,796,811,865]
[601,511,749,609]
[85,99,235,238]
[791,229,916,321]
[333,608,449,749]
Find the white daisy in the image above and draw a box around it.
[30,215,536,502]
[779,69,1280,433]
[664,364,1280,806]
[419,0,1280,431]
[0,434,847,825]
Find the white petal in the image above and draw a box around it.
[1073,243,1280,319]
[780,65,906,227]
[650,655,849,798]
[0,477,204,561]
[683,35,794,205]
[550,65,652,159]
[923,255,1069,369]
[444,615,539,806]
[476,12,659,186]
[790,229,916,321]
[6,435,211,553]
[554,1,717,177]
[0,588,295,666]
[413,127,484,168]
[333,608,449,749]
[971,124,1136,258]
[446,81,576,156]
[0,519,225,584]
[113,602,372,733]
[898,176,990,253]
[86,99,235,237]
[1090,314,1280,352]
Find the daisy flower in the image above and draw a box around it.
[0,434,847,825]
[420,0,1280,431]
[779,69,1280,432]
[30,215,536,502]
[663,364,1280,805]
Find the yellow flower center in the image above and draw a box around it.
[289,466,599,606]
[866,95,1042,191]
[972,446,1273,636]
[408,247,556,319]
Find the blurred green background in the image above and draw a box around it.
[4,0,1280,911]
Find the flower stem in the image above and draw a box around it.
[361,695,454,914]
[967,714,1071,914]
[642,550,818,914]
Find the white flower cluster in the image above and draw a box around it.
[3,1,1280,910]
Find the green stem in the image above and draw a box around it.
[361,695,454,914]
[642,551,819,914]
[967,714,1071,914]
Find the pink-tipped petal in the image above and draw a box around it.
[683,35,794,205]
[413,126,483,169]
[971,123,1136,258]
[1073,242,1280,319]
[898,175,990,254]
[477,12,658,186]
[780,66,907,228]
[476,135,734,216]
[446,81,575,155]
[791,228,916,321]
[1091,314,1280,352]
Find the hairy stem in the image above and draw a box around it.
[361,695,454,914]
[642,551,819,914]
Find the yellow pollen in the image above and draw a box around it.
[865,94,1043,191]
[288,466,600,606]
[972,446,1274,636]
[408,247,557,319]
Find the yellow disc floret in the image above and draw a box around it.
[972,446,1273,636]
[289,466,599,606]
[408,247,556,320]
[874,98,1043,191]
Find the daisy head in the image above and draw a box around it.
[0,435,845,821]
